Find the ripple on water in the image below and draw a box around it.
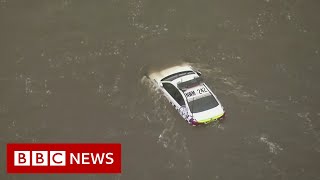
[140,76,193,176]
[189,62,257,101]
[248,10,274,40]
[0,104,9,114]
[297,112,320,152]
[0,0,7,8]
[259,134,283,155]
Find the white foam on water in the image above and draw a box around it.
[140,77,174,126]
[166,8,176,16]
[96,74,122,103]
[297,112,320,152]
[140,75,159,92]
[189,62,257,101]
[96,83,106,95]
[25,77,32,95]
[140,75,193,175]
[128,0,169,45]
[249,11,273,40]
[133,23,169,40]
[209,121,225,130]
[157,120,176,149]
[105,40,126,57]
[128,0,144,24]
[5,120,40,142]
[189,62,290,121]
[259,134,283,154]
[217,19,241,34]
[112,75,121,94]
[282,8,308,33]
[260,0,308,33]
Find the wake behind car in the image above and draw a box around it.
[148,64,225,126]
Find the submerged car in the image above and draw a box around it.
[148,65,225,126]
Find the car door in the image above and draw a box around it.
[161,82,187,111]
[162,82,193,123]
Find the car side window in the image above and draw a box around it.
[162,83,186,106]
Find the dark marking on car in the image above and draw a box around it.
[197,87,208,94]
[185,91,196,98]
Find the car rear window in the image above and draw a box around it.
[177,76,203,91]
[188,95,219,113]
[161,71,194,81]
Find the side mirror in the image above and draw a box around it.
[159,82,163,87]
[196,71,202,76]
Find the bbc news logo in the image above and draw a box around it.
[14,151,67,166]
[7,143,121,173]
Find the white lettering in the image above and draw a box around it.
[91,153,104,164]
[70,152,115,165]
[82,153,90,164]
[105,153,114,164]
[70,153,80,164]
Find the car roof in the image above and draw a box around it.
[171,73,199,86]
[183,83,212,101]
[165,74,212,102]
[162,71,208,99]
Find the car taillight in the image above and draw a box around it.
[190,118,199,126]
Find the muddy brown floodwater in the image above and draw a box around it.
[1,0,320,179]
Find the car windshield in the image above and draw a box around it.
[177,76,203,91]
[188,95,219,113]
[161,71,194,81]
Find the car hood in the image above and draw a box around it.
[192,105,224,122]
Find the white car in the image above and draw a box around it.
[148,65,225,126]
